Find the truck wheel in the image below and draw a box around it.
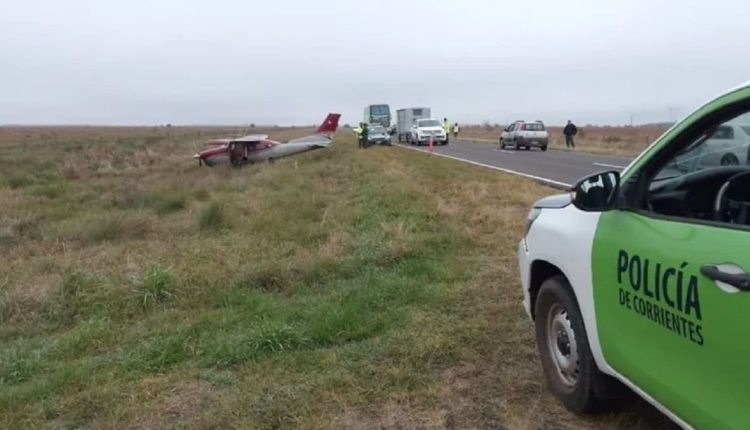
[541,145,548,151]
[535,276,620,413]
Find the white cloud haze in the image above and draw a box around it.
[1,0,748,126]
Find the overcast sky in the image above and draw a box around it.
[1,0,748,126]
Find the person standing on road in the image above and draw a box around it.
[355,123,363,147]
[443,118,450,135]
[360,123,369,149]
[563,120,578,148]
[452,122,460,138]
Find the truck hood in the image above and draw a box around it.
[533,193,572,209]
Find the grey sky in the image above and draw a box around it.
[1,0,748,126]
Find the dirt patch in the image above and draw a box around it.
[126,380,217,430]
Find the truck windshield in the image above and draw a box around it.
[418,120,440,127]
[370,105,390,115]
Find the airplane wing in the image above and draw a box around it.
[233,134,268,143]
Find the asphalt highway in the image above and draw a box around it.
[395,139,634,189]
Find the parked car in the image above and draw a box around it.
[500,120,548,150]
[367,125,392,146]
[517,82,750,429]
[410,118,448,146]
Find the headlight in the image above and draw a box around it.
[524,208,542,237]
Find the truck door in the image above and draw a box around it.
[508,122,519,145]
[592,103,750,429]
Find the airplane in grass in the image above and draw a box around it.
[194,113,341,167]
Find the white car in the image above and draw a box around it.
[500,120,549,151]
[517,82,750,429]
[410,118,449,146]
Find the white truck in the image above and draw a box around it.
[410,118,449,146]
[396,107,431,143]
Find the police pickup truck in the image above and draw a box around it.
[518,82,750,429]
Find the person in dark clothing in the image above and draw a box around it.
[563,120,578,148]
[360,123,369,149]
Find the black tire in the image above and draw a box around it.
[534,276,621,413]
[721,153,740,166]
[541,145,548,151]
[398,134,403,143]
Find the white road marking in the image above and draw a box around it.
[593,162,627,169]
[394,144,571,189]
[492,149,515,154]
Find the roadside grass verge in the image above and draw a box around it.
[0,127,673,429]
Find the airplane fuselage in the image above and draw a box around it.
[196,139,327,167]
[194,113,340,167]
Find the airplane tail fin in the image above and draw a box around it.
[316,113,341,135]
[285,113,341,145]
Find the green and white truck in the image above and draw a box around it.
[519,82,750,430]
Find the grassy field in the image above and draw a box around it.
[459,124,670,156]
[0,126,674,429]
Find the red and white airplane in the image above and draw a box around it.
[194,113,341,167]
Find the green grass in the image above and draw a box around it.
[198,202,225,231]
[137,266,177,308]
[0,128,673,429]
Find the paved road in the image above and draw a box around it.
[395,139,634,188]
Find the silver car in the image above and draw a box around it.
[367,125,392,146]
[500,120,549,151]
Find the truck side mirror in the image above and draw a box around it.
[572,171,620,212]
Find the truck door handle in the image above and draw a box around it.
[700,264,750,291]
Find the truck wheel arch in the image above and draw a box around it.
[529,260,568,320]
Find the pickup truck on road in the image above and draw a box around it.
[410,118,449,146]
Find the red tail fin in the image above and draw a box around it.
[316,113,341,134]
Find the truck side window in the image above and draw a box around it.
[643,111,750,224]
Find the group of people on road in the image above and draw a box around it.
[444,118,460,138]
[354,122,369,148]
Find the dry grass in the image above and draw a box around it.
[460,124,670,156]
[0,126,674,429]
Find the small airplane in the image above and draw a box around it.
[194,113,341,167]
